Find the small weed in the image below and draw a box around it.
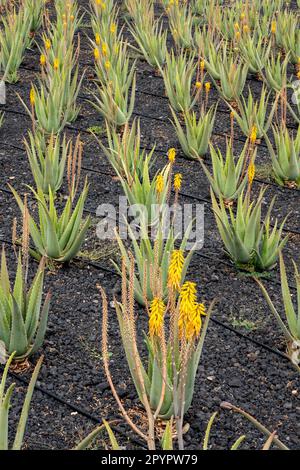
[87,125,106,136]
[230,316,258,331]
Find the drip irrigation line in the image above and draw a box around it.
[0,363,147,449]
[0,185,297,298]
[82,203,300,293]
[55,250,293,364]
[0,146,299,239]
[0,230,294,367]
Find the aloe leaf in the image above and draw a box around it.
[230,435,246,450]
[12,355,43,450]
[73,423,105,450]
[9,297,28,357]
[203,411,218,450]
[103,420,121,450]
[30,292,50,355]
[161,419,173,450]
[0,383,15,450]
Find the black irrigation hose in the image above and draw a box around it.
[1,183,297,297]
[0,228,293,363]
[1,147,300,269]
[1,106,299,199]
[67,253,293,364]
[82,206,299,293]
[1,362,147,448]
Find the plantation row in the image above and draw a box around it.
[0,0,299,450]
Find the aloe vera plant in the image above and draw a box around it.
[92,73,136,127]
[167,2,194,50]
[256,254,300,369]
[171,106,216,160]
[228,87,277,139]
[24,0,46,36]
[263,53,289,92]
[0,7,31,83]
[0,244,50,361]
[19,83,68,135]
[204,41,228,81]
[211,188,288,271]
[238,33,271,75]
[101,256,213,450]
[10,182,90,263]
[276,10,299,63]
[216,59,248,101]
[160,50,198,113]
[200,140,251,203]
[97,118,155,184]
[117,157,171,227]
[24,132,70,195]
[128,8,167,68]
[0,353,43,450]
[93,39,135,90]
[194,23,222,60]
[265,126,300,188]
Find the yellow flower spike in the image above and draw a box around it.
[240,12,246,20]
[195,81,202,89]
[44,38,51,50]
[30,87,35,105]
[297,70,300,79]
[178,281,198,339]
[102,43,108,56]
[168,249,184,291]
[235,31,241,40]
[70,15,74,21]
[205,82,211,93]
[179,281,197,316]
[40,54,46,67]
[200,60,205,71]
[149,298,165,337]
[248,161,255,186]
[94,47,100,60]
[104,60,110,70]
[271,20,276,34]
[234,22,239,31]
[110,23,116,34]
[230,111,235,120]
[197,302,206,317]
[173,173,182,191]
[156,173,164,194]
[168,147,176,163]
[53,58,59,71]
[243,24,249,33]
[250,125,257,144]
[188,303,206,339]
[95,33,101,45]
